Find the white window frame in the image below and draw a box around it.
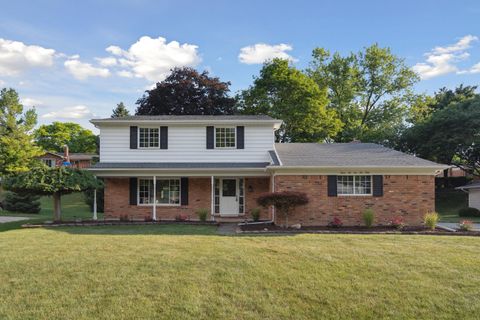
[138,127,160,149]
[214,126,236,149]
[137,178,181,206]
[337,175,373,196]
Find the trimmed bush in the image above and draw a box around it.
[458,207,480,217]
[196,208,208,222]
[424,212,439,230]
[362,209,375,227]
[251,208,261,222]
[257,191,309,228]
[3,191,41,213]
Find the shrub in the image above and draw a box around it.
[84,187,104,213]
[257,191,309,228]
[458,207,480,217]
[362,209,375,227]
[251,208,261,222]
[458,220,474,231]
[196,208,208,222]
[424,212,439,230]
[328,217,343,228]
[3,191,41,213]
[389,216,406,230]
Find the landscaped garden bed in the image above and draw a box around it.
[239,222,480,236]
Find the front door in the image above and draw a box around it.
[220,178,238,215]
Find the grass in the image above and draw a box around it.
[0,225,480,319]
[0,192,96,232]
[436,189,475,222]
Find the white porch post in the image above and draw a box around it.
[271,174,275,222]
[211,175,215,221]
[93,188,98,220]
[153,175,157,221]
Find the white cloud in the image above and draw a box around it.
[0,79,4,86]
[412,35,478,80]
[104,36,201,82]
[95,56,117,67]
[64,58,111,80]
[238,43,296,64]
[0,38,55,76]
[117,70,134,78]
[42,105,93,119]
[21,97,43,106]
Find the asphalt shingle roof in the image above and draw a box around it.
[274,143,444,167]
[91,162,270,169]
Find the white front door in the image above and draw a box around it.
[220,178,238,215]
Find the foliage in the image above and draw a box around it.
[424,212,439,230]
[389,217,406,230]
[400,97,480,175]
[257,191,309,227]
[196,208,209,222]
[238,59,342,142]
[2,191,41,213]
[307,44,418,144]
[136,67,237,115]
[328,217,343,228]
[458,220,474,231]
[84,187,104,213]
[458,207,480,218]
[362,209,375,227]
[0,88,43,176]
[34,122,98,154]
[111,102,130,118]
[250,207,261,222]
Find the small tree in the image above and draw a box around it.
[3,191,41,213]
[111,102,130,118]
[257,191,309,228]
[3,166,102,221]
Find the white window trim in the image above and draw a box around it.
[337,175,373,196]
[137,127,160,149]
[214,126,236,149]
[137,177,181,206]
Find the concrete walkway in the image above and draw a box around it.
[0,216,30,223]
[217,223,238,235]
[438,222,480,231]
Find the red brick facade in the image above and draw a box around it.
[274,175,435,226]
[104,177,271,221]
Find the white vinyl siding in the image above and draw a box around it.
[99,124,274,162]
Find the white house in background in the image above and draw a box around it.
[457,182,480,210]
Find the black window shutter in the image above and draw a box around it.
[236,126,245,149]
[206,126,214,149]
[372,175,383,197]
[160,126,168,149]
[327,175,337,197]
[129,178,137,205]
[130,126,138,149]
[180,177,189,205]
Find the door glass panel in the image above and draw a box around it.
[222,179,236,197]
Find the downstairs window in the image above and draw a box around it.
[337,175,372,195]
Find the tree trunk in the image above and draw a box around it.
[53,192,62,222]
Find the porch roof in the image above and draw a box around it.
[90,162,270,170]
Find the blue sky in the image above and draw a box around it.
[0,0,479,132]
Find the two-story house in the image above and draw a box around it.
[90,115,446,226]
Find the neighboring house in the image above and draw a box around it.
[38,151,97,169]
[456,182,480,210]
[89,115,446,226]
[435,167,466,177]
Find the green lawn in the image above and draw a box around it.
[0,225,479,319]
[436,189,474,222]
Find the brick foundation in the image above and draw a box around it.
[274,175,435,226]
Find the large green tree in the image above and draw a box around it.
[111,102,130,118]
[136,67,237,115]
[34,122,97,154]
[238,59,342,142]
[0,88,42,176]
[3,167,102,220]
[308,44,419,144]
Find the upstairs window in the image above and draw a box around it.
[215,127,236,148]
[139,128,159,148]
[337,175,372,195]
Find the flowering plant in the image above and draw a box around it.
[389,216,406,230]
[328,217,343,228]
[458,220,473,231]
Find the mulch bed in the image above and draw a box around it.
[22,220,218,228]
[239,222,480,236]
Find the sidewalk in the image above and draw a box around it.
[438,222,480,232]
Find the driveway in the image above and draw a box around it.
[438,222,480,231]
[0,216,30,223]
